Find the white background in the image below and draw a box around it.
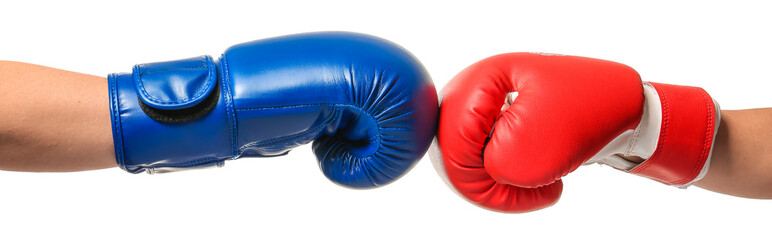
[1,0,770,239]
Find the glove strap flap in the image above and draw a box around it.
[630,82,719,187]
[133,55,217,110]
[109,55,234,173]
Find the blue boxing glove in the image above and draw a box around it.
[108,32,438,188]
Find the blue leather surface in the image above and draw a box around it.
[133,56,217,110]
[109,32,438,188]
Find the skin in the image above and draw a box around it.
[0,61,116,171]
[0,61,769,199]
[694,109,772,198]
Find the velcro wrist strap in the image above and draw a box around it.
[108,55,234,174]
[134,55,217,110]
[629,82,719,186]
[132,56,221,123]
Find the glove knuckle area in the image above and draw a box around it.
[312,105,385,189]
[474,52,645,187]
[484,112,569,188]
[221,32,437,188]
[313,65,437,189]
[439,152,564,213]
[433,53,562,212]
[435,111,562,212]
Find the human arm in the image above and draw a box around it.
[695,108,772,199]
[0,61,116,172]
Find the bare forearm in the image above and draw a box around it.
[695,109,772,198]
[0,61,116,171]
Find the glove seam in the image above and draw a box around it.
[675,88,714,185]
[219,54,239,158]
[141,156,225,169]
[237,105,341,151]
[626,126,642,156]
[236,103,347,110]
[630,84,670,180]
[108,73,127,171]
[139,66,207,75]
[235,103,384,159]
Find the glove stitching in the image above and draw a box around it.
[627,126,642,156]
[134,56,216,105]
[235,103,336,110]
[235,103,386,160]
[109,74,126,170]
[139,66,208,75]
[220,54,239,158]
[238,106,340,151]
[142,156,225,169]
[673,88,714,185]
[631,85,669,178]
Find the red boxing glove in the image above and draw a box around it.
[430,53,720,212]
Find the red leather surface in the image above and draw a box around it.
[629,82,715,185]
[436,53,644,212]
